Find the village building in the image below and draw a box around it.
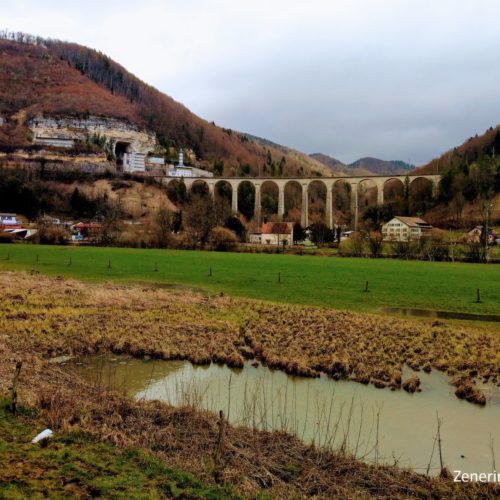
[249,221,294,246]
[71,222,102,241]
[381,216,432,241]
[167,150,213,178]
[0,213,20,228]
[466,226,498,246]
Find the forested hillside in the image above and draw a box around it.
[414,126,500,226]
[0,32,498,231]
[0,32,329,177]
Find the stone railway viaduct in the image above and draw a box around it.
[161,174,441,230]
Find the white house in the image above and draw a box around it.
[381,216,432,241]
[249,222,294,246]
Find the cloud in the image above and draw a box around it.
[2,0,500,164]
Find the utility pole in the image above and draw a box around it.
[484,201,492,252]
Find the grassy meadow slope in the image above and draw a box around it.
[0,244,499,315]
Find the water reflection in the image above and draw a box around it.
[382,307,500,322]
[70,355,500,476]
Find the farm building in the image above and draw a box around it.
[381,216,432,241]
[249,222,294,246]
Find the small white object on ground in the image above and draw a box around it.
[48,355,73,364]
[31,429,53,444]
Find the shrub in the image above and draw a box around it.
[208,227,238,251]
[367,231,384,258]
[117,228,155,248]
[35,224,69,245]
[463,241,488,263]
[339,232,368,257]
[393,240,410,259]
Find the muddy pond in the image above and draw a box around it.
[69,355,500,476]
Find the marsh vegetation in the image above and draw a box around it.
[1,272,499,497]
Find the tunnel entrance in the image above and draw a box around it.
[114,141,131,167]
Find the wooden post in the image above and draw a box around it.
[476,288,481,303]
[10,362,22,415]
[214,410,225,482]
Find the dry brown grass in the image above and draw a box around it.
[0,272,498,405]
[243,304,500,403]
[1,272,499,497]
[0,355,497,499]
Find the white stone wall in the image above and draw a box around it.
[261,233,292,246]
[123,152,146,173]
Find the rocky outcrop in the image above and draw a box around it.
[28,116,157,154]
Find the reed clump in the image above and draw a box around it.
[0,272,498,405]
[402,373,421,393]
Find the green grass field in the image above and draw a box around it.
[0,243,499,315]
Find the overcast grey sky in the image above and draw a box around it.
[3,0,500,164]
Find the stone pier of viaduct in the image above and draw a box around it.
[161,174,441,230]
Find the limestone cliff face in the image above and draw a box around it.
[28,116,157,153]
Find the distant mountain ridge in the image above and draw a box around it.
[310,153,414,176]
[348,157,414,175]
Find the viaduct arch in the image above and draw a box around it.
[162,174,441,230]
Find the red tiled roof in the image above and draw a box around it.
[261,222,293,235]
